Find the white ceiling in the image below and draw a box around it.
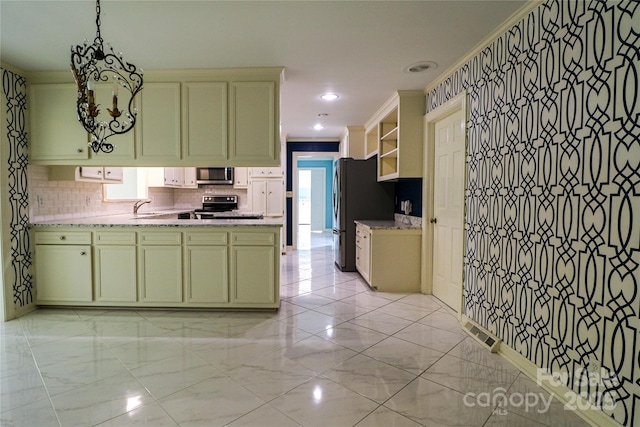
[1,0,526,140]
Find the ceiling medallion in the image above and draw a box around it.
[70,0,143,154]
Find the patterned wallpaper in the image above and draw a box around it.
[426,1,639,425]
[1,67,32,308]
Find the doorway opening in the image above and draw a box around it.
[292,152,339,251]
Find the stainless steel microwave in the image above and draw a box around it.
[195,167,234,185]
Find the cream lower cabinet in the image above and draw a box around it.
[184,231,229,303]
[32,226,280,308]
[355,223,421,293]
[230,231,278,304]
[94,231,137,303]
[355,224,371,283]
[138,231,183,303]
[34,231,92,303]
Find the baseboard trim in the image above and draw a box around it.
[498,344,620,427]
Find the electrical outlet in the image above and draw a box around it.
[85,196,91,206]
[37,195,44,207]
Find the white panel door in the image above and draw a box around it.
[432,111,465,311]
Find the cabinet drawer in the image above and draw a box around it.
[94,231,136,245]
[139,231,182,245]
[185,232,228,246]
[35,231,91,245]
[231,231,275,246]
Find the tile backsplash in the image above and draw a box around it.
[28,165,248,222]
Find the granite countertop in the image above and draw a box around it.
[354,219,421,230]
[30,209,283,228]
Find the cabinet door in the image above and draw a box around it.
[182,167,197,188]
[249,167,281,177]
[233,167,248,188]
[249,179,266,214]
[265,179,284,217]
[164,167,183,187]
[79,167,104,180]
[184,246,228,303]
[94,245,137,302]
[231,246,275,304]
[29,84,89,161]
[138,246,183,302]
[103,167,124,182]
[35,245,92,302]
[183,82,227,162]
[94,84,135,162]
[137,83,181,162]
[229,82,277,163]
[360,229,371,282]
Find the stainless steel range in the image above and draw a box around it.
[193,195,263,219]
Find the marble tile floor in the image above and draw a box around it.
[1,246,591,426]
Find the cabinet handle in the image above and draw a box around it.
[59,236,66,240]
[77,148,83,153]
[80,251,87,256]
[430,218,437,224]
[106,171,111,175]
[98,170,102,174]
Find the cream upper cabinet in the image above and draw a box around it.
[29,84,89,161]
[365,91,425,181]
[233,167,248,188]
[248,167,282,177]
[48,166,124,183]
[183,167,197,188]
[340,126,366,159]
[229,81,277,164]
[136,82,181,162]
[182,82,227,163]
[27,68,282,166]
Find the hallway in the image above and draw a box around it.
[0,244,589,426]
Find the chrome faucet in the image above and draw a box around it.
[133,199,151,214]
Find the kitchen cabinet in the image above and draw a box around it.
[49,166,124,183]
[29,84,89,161]
[29,84,135,163]
[31,225,281,309]
[93,231,137,302]
[34,230,92,303]
[249,178,284,217]
[138,231,183,303]
[355,224,371,282]
[233,167,248,188]
[184,231,228,303]
[249,167,282,177]
[340,126,366,159]
[147,167,197,188]
[136,82,182,162]
[229,81,277,163]
[364,91,425,181]
[182,82,227,162]
[28,68,282,167]
[355,222,421,292]
[230,231,277,304]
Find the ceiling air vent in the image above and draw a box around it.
[462,320,501,353]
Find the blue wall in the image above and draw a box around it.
[394,178,422,217]
[297,159,334,229]
[286,141,340,246]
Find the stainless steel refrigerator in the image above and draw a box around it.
[332,157,395,271]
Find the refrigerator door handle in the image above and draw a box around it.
[332,229,341,235]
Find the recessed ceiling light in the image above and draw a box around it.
[320,93,339,101]
[402,61,438,74]
[313,123,325,131]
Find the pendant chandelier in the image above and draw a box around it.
[70,0,143,154]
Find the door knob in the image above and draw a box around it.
[430,218,437,224]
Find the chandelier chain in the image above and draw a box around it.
[95,0,103,45]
